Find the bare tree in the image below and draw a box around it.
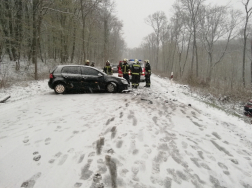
[177,0,205,78]
[80,0,101,63]
[145,11,167,70]
[199,5,241,83]
[242,0,252,87]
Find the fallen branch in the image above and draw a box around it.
[0,95,10,103]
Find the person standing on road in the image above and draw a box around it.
[91,62,95,67]
[121,59,130,86]
[103,60,113,75]
[131,59,142,88]
[85,60,90,66]
[144,60,151,87]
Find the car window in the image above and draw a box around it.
[62,66,81,74]
[82,67,100,76]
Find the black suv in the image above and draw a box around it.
[48,65,128,94]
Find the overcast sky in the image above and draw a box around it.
[114,0,246,49]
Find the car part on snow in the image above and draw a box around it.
[54,83,66,94]
[0,95,10,103]
[121,89,132,93]
[244,100,252,117]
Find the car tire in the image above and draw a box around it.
[54,83,66,94]
[106,82,117,93]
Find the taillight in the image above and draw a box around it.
[49,73,54,79]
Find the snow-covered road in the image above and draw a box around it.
[0,75,252,188]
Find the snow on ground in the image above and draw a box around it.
[0,74,252,188]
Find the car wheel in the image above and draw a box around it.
[106,82,117,93]
[54,83,66,94]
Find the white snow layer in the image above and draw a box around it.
[0,75,252,188]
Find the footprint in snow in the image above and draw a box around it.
[120,169,129,177]
[68,148,75,153]
[23,138,29,143]
[80,160,93,180]
[106,117,115,125]
[21,172,41,188]
[180,110,186,114]
[111,126,117,139]
[33,152,41,162]
[230,159,239,164]
[88,152,95,157]
[198,151,204,159]
[55,152,62,158]
[45,138,51,145]
[167,169,182,184]
[212,132,221,140]
[132,149,139,155]
[78,154,85,164]
[120,112,123,118]
[116,140,123,148]
[217,162,230,175]
[244,157,251,161]
[58,154,68,165]
[97,137,105,155]
[48,159,55,164]
[74,182,82,187]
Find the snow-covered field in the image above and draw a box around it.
[0,74,252,188]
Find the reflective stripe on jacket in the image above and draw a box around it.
[131,63,142,75]
[122,63,130,74]
[103,66,112,74]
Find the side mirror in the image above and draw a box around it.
[98,73,103,77]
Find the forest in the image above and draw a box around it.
[0,0,125,80]
[126,0,252,98]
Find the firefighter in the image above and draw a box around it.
[91,62,95,67]
[131,59,142,88]
[103,60,113,75]
[85,60,90,66]
[121,59,130,85]
[144,60,151,87]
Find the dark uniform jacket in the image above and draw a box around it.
[145,62,151,75]
[121,63,130,74]
[131,62,142,75]
[103,65,112,74]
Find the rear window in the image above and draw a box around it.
[62,66,81,74]
[50,66,59,73]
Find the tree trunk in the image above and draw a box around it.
[32,0,38,80]
[242,18,248,88]
[71,20,76,64]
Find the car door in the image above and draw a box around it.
[81,67,105,91]
[61,66,82,89]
